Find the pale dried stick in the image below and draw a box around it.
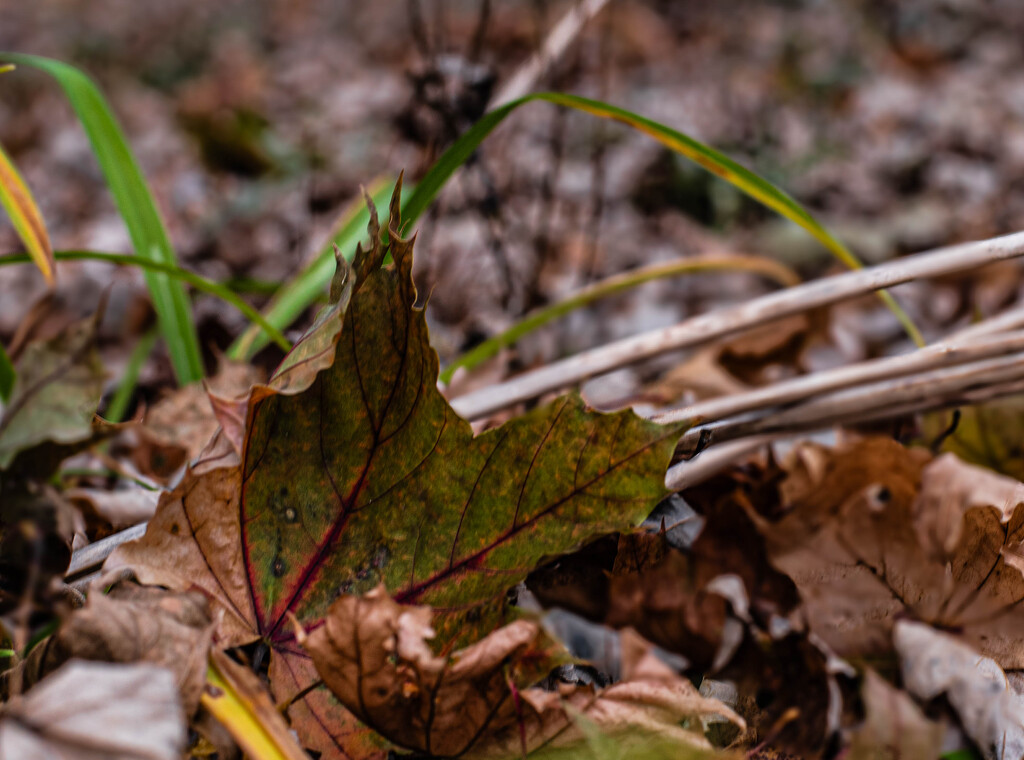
[451,229,1024,420]
[682,352,1024,447]
[662,374,1024,492]
[808,377,1024,431]
[947,303,1024,341]
[654,329,1024,427]
[490,0,613,108]
[664,435,776,492]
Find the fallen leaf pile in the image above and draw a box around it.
[7,189,1024,758]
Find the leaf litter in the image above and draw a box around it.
[9,188,1024,759]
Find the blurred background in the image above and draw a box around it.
[2,0,1022,413]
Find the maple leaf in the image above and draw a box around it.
[108,187,682,759]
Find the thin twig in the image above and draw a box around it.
[664,436,776,492]
[450,230,1024,420]
[655,329,1024,427]
[489,0,613,108]
[684,352,1024,448]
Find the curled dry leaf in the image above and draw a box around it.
[895,620,1024,760]
[751,437,1024,668]
[847,669,944,760]
[107,190,680,759]
[301,586,743,759]
[132,358,264,479]
[0,660,185,760]
[11,580,214,714]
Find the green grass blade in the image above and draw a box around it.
[228,178,395,360]
[0,250,290,352]
[440,254,800,383]
[104,328,158,423]
[0,141,54,285]
[0,341,14,402]
[401,91,923,347]
[0,52,204,383]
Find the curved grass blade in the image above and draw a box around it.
[202,653,310,760]
[401,91,923,347]
[0,52,204,383]
[228,178,395,361]
[0,141,54,285]
[440,253,800,383]
[0,341,14,403]
[0,250,290,352]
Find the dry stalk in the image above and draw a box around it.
[450,229,1024,421]
[656,329,1024,427]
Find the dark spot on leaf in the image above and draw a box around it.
[272,557,286,577]
[170,523,179,535]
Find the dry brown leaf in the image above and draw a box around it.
[106,465,255,647]
[65,487,159,532]
[531,498,800,674]
[914,453,1024,561]
[300,586,743,759]
[847,669,944,760]
[15,580,214,714]
[751,437,1024,667]
[0,660,185,760]
[642,347,750,406]
[132,358,262,479]
[895,620,1024,760]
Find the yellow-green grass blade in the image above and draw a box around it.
[228,177,395,360]
[0,141,54,285]
[0,250,290,352]
[401,91,923,347]
[0,52,204,383]
[440,253,800,383]
[0,341,13,402]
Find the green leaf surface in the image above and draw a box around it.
[0,52,203,384]
[401,91,922,347]
[0,342,13,403]
[110,192,681,760]
[0,315,105,471]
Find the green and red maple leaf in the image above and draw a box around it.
[110,190,682,759]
